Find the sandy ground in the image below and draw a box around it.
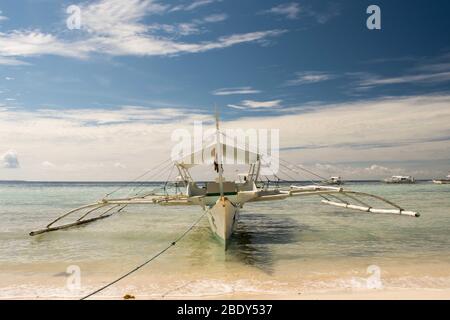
[3,289,450,300]
[2,260,450,300]
[140,289,450,300]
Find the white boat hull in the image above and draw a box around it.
[433,180,450,184]
[206,197,239,249]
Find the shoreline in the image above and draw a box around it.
[3,288,450,300]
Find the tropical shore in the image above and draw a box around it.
[1,182,449,300]
[3,289,450,300]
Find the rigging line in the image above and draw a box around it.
[105,158,173,198]
[258,155,314,185]
[127,160,176,198]
[129,160,174,192]
[264,168,290,185]
[219,131,260,154]
[259,157,289,182]
[278,160,319,185]
[207,133,326,183]
[278,162,303,181]
[163,165,176,196]
[342,193,372,208]
[277,167,298,182]
[279,158,322,181]
[111,161,169,197]
[266,167,293,183]
[80,211,207,300]
[129,161,175,197]
[277,161,307,182]
[279,158,327,181]
[328,194,349,205]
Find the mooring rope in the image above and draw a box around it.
[80,211,207,300]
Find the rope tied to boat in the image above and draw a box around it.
[80,211,207,300]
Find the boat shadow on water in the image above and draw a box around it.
[226,213,307,274]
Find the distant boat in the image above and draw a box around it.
[383,176,416,184]
[323,176,344,185]
[433,175,450,184]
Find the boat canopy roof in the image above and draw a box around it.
[175,141,260,168]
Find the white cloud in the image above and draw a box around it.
[1,150,20,169]
[1,95,449,180]
[0,0,284,62]
[5,77,14,80]
[26,105,209,125]
[0,28,284,58]
[42,161,56,168]
[150,13,228,36]
[170,0,218,12]
[0,105,210,180]
[0,10,7,22]
[365,164,391,173]
[311,163,434,180]
[358,72,450,87]
[212,86,261,96]
[351,54,450,90]
[0,30,92,60]
[305,4,340,24]
[225,95,450,178]
[228,99,282,110]
[286,71,334,85]
[265,3,301,20]
[114,162,127,169]
[316,163,396,175]
[0,57,29,66]
[263,3,339,23]
[243,100,282,108]
[202,13,227,23]
[227,104,245,110]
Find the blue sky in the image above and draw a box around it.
[1,0,450,180]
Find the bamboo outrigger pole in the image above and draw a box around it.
[29,214,112,236]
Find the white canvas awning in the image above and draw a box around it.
[175,141,260,168]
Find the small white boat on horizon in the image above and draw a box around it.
[384,176,416,184]
[433,175,450,184]
[323,176,344,185]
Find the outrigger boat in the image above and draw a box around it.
[29,115,420,249]
[383,175,416,184]
[433,175,450,184]
[323,176,344,185]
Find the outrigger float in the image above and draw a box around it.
[30,115,420,249]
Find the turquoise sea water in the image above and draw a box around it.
[0,181,449,298]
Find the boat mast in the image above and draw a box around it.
[215,107,224,198]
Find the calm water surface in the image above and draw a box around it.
[1,181,449,298]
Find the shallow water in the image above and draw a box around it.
[1,181,449,298]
